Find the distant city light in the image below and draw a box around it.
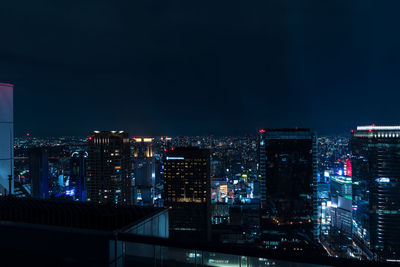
[166,157,184,160]
[375,177,390,183]
[65,189,75,196]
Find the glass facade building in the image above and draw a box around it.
[351,125,400,261]
[70,151,87,201]
[133,137,155,205]
[29,147,49,199]
[330,175,352,235]
[164,147,211,241]
[259,129,318,240]
[87,131,131,204]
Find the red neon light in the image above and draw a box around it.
[88,136,92,141]
[259,129,266,133]
[26,133,30,137]
[346,158,352,177]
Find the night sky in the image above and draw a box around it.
[1,1,400,137]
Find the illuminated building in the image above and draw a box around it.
[87,131,131,204]
[344,158,352,177]
[330,175,352,235]
[29,147,49,199]
[164,147,211,241]
[331,175,352,200]
[259,128,318,241]
[160,136,172,158]
[351,125,400,260]
[133,137,153,159]
[317,182,330,235]
[219,184,228,202]
[0,83,13,195]
[133,137,155,205]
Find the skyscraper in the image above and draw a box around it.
[164,147,211,241]
[351,125,400,261]
[87,131,131,204]
[133,138,155,205]
[70,151,87,201]
[0,83,13,195]
[330,175,352,235]
[29,147,49,199]
[259,128,318,241]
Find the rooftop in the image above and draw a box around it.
[0,197,165,231]
[357,125,400,131]
[0,82,13,87]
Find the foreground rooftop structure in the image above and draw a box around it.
[0,197,393,266]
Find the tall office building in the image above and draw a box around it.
[164,147,211,241]
[351,125,400,261]
[133,137,155,187]
[259,128,318,240]
[330,175,352,235]
[133,137,155,205]
[0,83,13,195]
[87,131,131,204]
[70,151,87,201]
[29,147,49,199]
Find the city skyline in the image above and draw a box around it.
[2,0,400,264]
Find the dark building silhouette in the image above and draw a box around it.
[87,131,131,204]
[0,198,376,267]
[29,147,49,199]
[0,197,168,266]
[164,147,211,241]
[259,129,318,242]
[70,151,87,201]
[351,125,400,261]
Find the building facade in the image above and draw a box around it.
[259,128,318,240]
[133,137,155,205]
[164,147,211,241]
[329,175,352,235]
[29,147,49,199]
[0,83,13,195]
[70,151,87,201]
[351,125,400,261]
[87,131,131,204]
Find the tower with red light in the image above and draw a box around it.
[351,125,400,260]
